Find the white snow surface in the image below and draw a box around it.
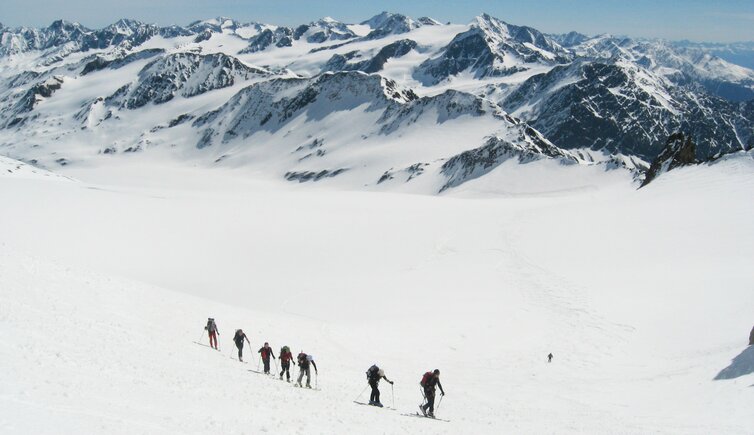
[1,153,753,434]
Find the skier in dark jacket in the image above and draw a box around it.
[258,342,276,373]
[233,329,251,362]
[279,346,295,381]
[295,351,318,388]
[366,365,393,407]
[419,369,445,418]
[548,353,554,363]
[205,318,219,350]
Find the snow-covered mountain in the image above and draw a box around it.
[415,14,572,85]
[0,11,752,191]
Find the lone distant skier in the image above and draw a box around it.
[296,351,318,388]
[205,318,219,350]
[258,342,276,374]
[366,365,393,407]
[279,345,295,381]
[419,369,445,418]
[233,329,251,362]
[548,353,554,363]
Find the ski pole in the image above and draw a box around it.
[228,345,235,359]
[436,394,443,412]
[354,384,369,402]
[391,383,395,409]
[274,358,279,374]
[315,372,318,390]
[198,330,205,343]
[257,355,262,371]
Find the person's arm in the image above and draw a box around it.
[383,375,394,385]
[438,379,445,395]
[258,347,263,353]
[245,335,250,345]
[311,361,318,373]
[291,354,296,365]
[271,350,276,359]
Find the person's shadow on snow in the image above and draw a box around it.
[714,346,754,380]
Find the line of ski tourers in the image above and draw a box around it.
[202,317,447,420]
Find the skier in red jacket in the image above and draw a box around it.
[258,342,276,374]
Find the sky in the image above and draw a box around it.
[0,0,753,42]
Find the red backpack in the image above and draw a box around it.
[420,371,433,387]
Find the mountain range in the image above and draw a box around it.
[1,12,752,191]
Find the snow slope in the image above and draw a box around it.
[1,154,752,434]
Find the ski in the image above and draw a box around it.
[401,412,450,422]
[193,342,221,352]
[292,384,321,391]
[353,401,395,410]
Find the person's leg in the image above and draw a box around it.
[369,382,378,403]
[237,343,243,361]
[427,390,435,415]
[264,358,270,373]
[297,367,304,385]
[305,367,311,387]
[420,388,429,415]
[209,331,217,348]
[374,385,381,405]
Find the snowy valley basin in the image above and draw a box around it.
[1,11,754,435]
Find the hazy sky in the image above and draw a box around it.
[1,0,753,42]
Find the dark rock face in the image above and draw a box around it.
[640,133,698,187]
[323,40,417,74]
[284,168,347,182]
[81,48,164,75]
[749,326,754,346]
[417,32,498,83]
[14,76,64,112]
[503,60,754,161]
[293,19,356,43]
[439,130,577,192]
[107,52,267,109]
[239,28,293,53]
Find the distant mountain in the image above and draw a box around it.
[673,40,754,70]
[0,12,752,190]
[415,14,571,85]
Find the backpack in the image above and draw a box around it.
[282,346,290,354]
[420,371,433,387]
[366,365,379,380]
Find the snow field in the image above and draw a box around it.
[0,154,752,433]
